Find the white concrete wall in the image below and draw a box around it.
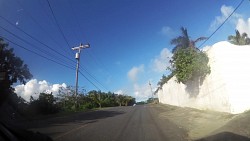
[158,41,250,114]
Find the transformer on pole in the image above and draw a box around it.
[72,43,90,96]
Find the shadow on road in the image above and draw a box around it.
[19,109,125,129]
[195,132,250,141]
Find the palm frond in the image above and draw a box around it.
[194,37,207,43]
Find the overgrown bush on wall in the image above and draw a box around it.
[156,27,211,91]
[171,47,210,84]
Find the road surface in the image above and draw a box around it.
[27,105,187,141]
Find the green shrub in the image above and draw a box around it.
[171,48,210,84]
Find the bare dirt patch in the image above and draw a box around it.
[156,104,250,140]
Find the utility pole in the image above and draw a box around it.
[72,43,90,96]
[149,81,153,101]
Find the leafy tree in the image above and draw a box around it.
[101,92,117,107]
[116,94,124,106]
[88,90,102,108]
[171,48,210,84]
[29,93,59,115]
[123,96,132,106]
[0,38,32,86]
[228,30,250,45]
[0,38,32,106]
[157,73,174,89]
[170,27,207,53]
[169,27,210,84]
[125,96,136,106]
[57,86,88,111]
[114,94,135,106]
[155,73,174,94]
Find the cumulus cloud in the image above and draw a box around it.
[127,64,144,82]
[133,82,156,102]
[210,5,242,31]
[151,48,172,73]
[236,18,250,36]
[14,79,67,102]
[127,48,172,101]
[114,89,124,95]
[160,26,175,37]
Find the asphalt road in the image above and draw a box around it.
[28,105,188,141]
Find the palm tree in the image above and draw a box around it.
[123,96,133,106]
[116,94,124,106]
[89,90,102,108]
[171,27,207,53]
[228,30,250,45]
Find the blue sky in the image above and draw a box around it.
[1,0,250,101]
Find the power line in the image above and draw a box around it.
[66,0,86,42]
[14,0,67,54]
[67,0,111,91]
[0,15,109,92]
[0,36,75,70]
[65,0,112,88]
[65,0,82,42]
[0,15,75,64]
[64,0,110,92]
[46,0,73,55]
[1,35,104,91]
[0,15,108,91]
[198,0,245,48]
[79,65,109,91]
[0,25,75,68]
[1,1,111,92]
[79,70,101,91]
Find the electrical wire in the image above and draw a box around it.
[0,15,76,64]
[79,65,109,91]
[0,36,75,70]
[66,0,85,42]
[0,25,75,68]
[66,0,111,91]
[1,1,116,92]
[0,15,108,92]
[46,0,108,91]
[14,0,65,49]
[79,70,101,91]
[46,0,73,55]
[198,0,245,48]
[1,35,104,91]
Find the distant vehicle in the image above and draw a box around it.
[133,104,136,106]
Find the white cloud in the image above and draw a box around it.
[151,48,172,73]
[210,5,242,31]
[133,82,156,102]
[14,79,67,102]
[127,64,144,82]
[236,18,250,36]
[160,26,175,37]
[114,89,124,95]
[127,48,172,101]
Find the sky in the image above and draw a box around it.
[1,0,250,102]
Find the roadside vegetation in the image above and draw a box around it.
[156,28,250,93]
[228,30,250,45]
[0,38,135,118]
[8,88,135,117]
[156,27,210,91]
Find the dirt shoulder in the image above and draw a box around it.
[155,104,250,140]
